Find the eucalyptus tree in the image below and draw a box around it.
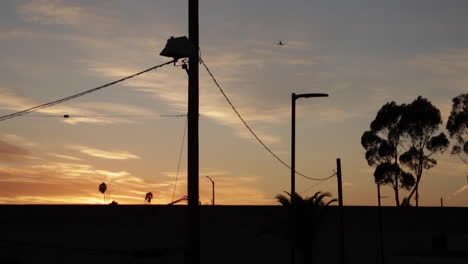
[446,93,468,164]
[361,102,415,206]
[399,96,449,206]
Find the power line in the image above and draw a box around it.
[200,57,332,181]
[0,60,175,122]
[172,116,188,202]
[22,114,187,118]
[300,172,336,194]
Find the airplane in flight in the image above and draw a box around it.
[275,40,288,46]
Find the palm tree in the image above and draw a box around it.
[145,192,153,204]
[99,182,107,204]
[275,191,337,207]
[275,191,337,264]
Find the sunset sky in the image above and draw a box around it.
[0,0,466,206]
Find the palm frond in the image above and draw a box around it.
[314,192,333,206]
[275,192,291,206]
[325,198,338,206]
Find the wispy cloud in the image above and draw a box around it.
[18,0,115,28]
[453,185,468,196]
[408,49,468,78]
[1,134,37,147]
[31,162,95,179]
[236,129,281,144]
[0,162,165,204]
[85,61,287,144]
[0,162,272,205]
[48,153,82,161]
[199,175,272,205]
[0,140,31,162]
[19,0,84,25]
[69,145,140,160]
[317,106,359,122]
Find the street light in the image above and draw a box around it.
[290,92,328,264]
[291,93,328,204]
[205,176,215,206]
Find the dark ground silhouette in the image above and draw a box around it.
[0,205,467,264]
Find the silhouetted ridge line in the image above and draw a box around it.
[0,60,175,121]
[200,57,334,181]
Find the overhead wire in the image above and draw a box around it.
[22,114,187,118]
[0,60,175,122]
[200,57,334,181]
[171,115,188,202]
[300,172,336,194]
[1,49,334,182]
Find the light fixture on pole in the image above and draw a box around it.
[205,176,215,206]
[290,92,328,264]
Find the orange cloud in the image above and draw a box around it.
[453,185,468,196]
[69,145,140,160]
[48,153,83,161]
[0,140,30,162]
[0,161,167,204]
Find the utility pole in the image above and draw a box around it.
[187,0,199,264]
[336,158,345,264]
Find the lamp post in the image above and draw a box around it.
[205,176,215,206]
[291,93,328,204]
[290,92,328,264]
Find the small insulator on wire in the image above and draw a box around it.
[63,114,69,118]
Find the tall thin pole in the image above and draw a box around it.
[377,183,381,207]
[289,93,327,264]
[336,158,343,207]
[206,176,215,206]
[290,93,296,264]
[187,0,199,263]
[291,93,296,203]
[336,158,345,264]
[377,183,385,264]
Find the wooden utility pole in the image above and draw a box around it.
[187,0,199,263]
[336,158,345,264]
